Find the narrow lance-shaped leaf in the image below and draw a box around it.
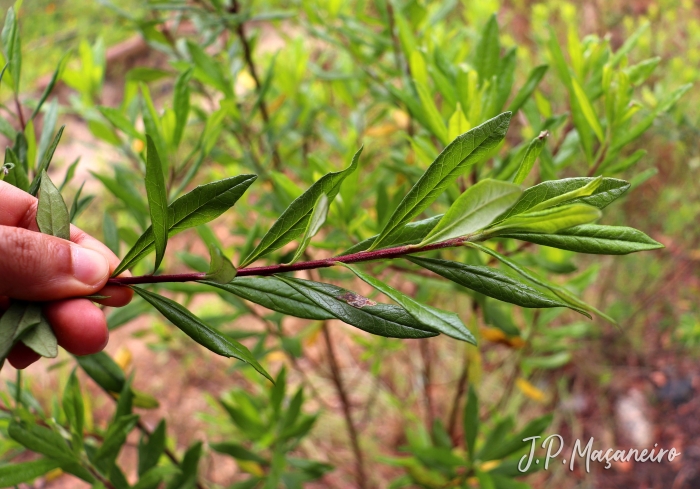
[526,176,603,213]
[172,67,192,148]
[474,14,500,84]
[138,419,167,476]
[31,53,69,120]
[36,170,70,240]
[571,76,605,143]
[131,286,271,381]
[62,369,85,452]
[75,351,126,393]
[341,214,443,255]
[370,112,512,250]
[419,179,522,246]
[406,256,571,309]
[467,242,615,323]
[240,147,362,267]
[495,177,629,222]
[28,126,65,196]
[499,224,664,255]
[0,459,63,487]
[20,314,58,358]
[204,245,237,284]
[488,203,601,236]
[145,135,169,273]
[113,174,257,276]
[340,263,476,344]
[275,276,439,339]
[288,193,329,264]
[512,131,548,185]
[508,64,548,114]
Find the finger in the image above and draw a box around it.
[43,299,109,356]
[7,343,41,369]
[0,226,110,301]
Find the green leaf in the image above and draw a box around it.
[204,245,237,284]
[94,414,140,466]
[341,215,443,255]
[448,103,470,142]
[8,421,76,463]
[140,83,168,169]
[31,53,69,120]
[287,193,329,264]
[165,441,202,489]
[340,264,475,344]
[172,67,192,148]
[0,458,62,487]
[482,414,552,462]
[240,148,362,267]
[508,65,548,114]
[370,112,512,250]
[467,242,614,322]
[138,419,166,476]
[474,14,500,84]
[211,442,268,464]
[406,257,569,309]
[275,276,439,339]
[463,386,478,462]
[131,286,271,381]
[571,76,604,143]
[76,351,126,393]
[499,224,663,255]
[114,174,257,276]
[0,301,42,363]
[133,466,182,489]
[186,40,232,98]
[103,211,120,256]
[28,126,65,196]
[495,177,629,222]
[20,314,58,358]
[512,131,548,185]
[59,157,80,191]
[2,6,21,93]
[36,170,70,240]
[419,179,522,246]
[489,204,601,235]
[98,106,144,141]
[610,22,650,67]
[37,99,59,166]
[203,277,335,320]
[3,147,27,191]
[415,81,449,144]
[145,135,169,273]
[62,369,85,451]
[525,176,603,213]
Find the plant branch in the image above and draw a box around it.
[107,235,480,286]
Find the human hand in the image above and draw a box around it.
[0,180,133,369]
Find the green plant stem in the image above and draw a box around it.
[107,235,482,286]
[322,322,369,489]
[15,370,21,407]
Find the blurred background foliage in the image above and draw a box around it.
[0,0,699,488]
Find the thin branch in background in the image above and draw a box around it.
[419,339,434,428]
[447,353,469,443]
[322,322,369,489]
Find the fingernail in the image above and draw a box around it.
[71,246,109,286]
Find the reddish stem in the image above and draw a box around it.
[106,236,475,286]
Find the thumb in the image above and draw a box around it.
[0,226,110,301]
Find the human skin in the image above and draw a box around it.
[0,180,133,369]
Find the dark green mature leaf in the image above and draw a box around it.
[211,442,268,464]
[36,170,70,240]
[62,369,85,451]
[341,263,476,344]
[31,53,68,120]
[0,302,42,362]
[512,131,548,185]
[76,351,126,393]
[145,135,169,273]
[341,215,443,255]
[3,147,28,191]
[203,277,335,320]
[28,126,65,196]
[133,466,182,489]
[93,414,140,466]
[165,441,202,489]
[8,421,76,463]
[488,204,601,235]
[131,287,271,381]
[464,386,478,462]
[240,148,362,267]
[407,257,569,309]
[138,419,166,476]
[420,179,522,246]
[371,112,512,250]
[500,224,663,255]
[508,64,548,114]
[0,458,62,487]
[205,245,237,284]
[114,174,257,276]
[275,276,439,339]
[37,99,59,167]
[495,177,630,222]
[20,314,58,358]
[288,193,329,264]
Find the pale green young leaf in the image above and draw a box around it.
[131,286,271,381]
[447,103,470,142]
[526,175,603,213]
[488,203,601,235]
[341,215,443,255]
[419,179,522,246]
[98,106,144,141]
[172,67,192,148]
[31,54,68,120]
[240,147,362,267]
[0,459,62,487]
[145,135,169,273]
[36,99,58,166]
[508,64,548,114]
[415,81,449,144]
[20,315,58,358]
[1,6,21,93]
[407,256,569,309]
[204,245,237,284]
[340,263,476,344]
[275,276,439,339]
[59,157,80,191]
[62,369,84,451]
[36,170,70,240]
[512,131,548,185]
[103,211,119,256]
[499,224,664,255]
[610,22,649,67]
[140,83,168,170]
[288,193,329,264]
[114,174,257,276]
[28,125,65,196]
[496,177,629,222]
[371,112,512,250]
[571,76,604,143]
[474,14,500,84]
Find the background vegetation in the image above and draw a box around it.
[1,0,699,488]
